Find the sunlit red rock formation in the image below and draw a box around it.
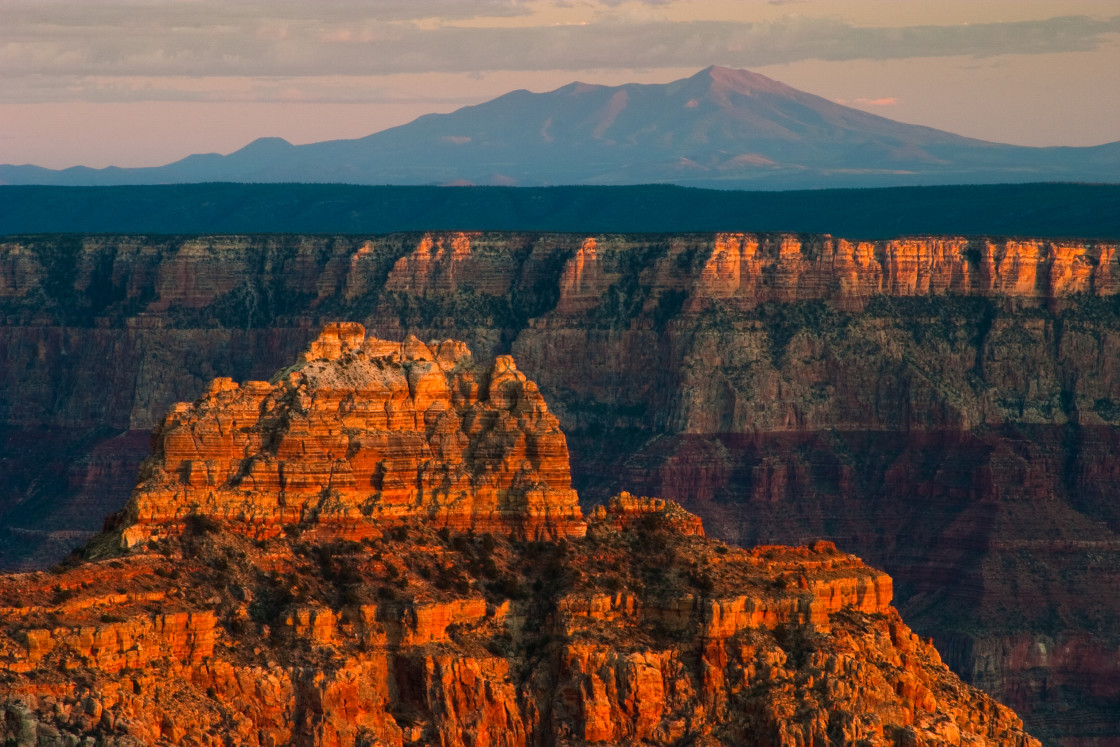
[0,328,1041,746]
[0,511,1039,746]
[685,233,1120,310]
[0,546,1023,747]
[121,322,584,546]
[590,491,706,537]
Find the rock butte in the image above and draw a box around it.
[0,326,1039,746]
[119,322,584,546]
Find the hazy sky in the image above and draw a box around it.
[2,0,1118,169]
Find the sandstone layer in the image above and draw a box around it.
[2,232,1119,744]
[0,336,1038,744]
[0,507,1039,747]
[121,322,583,546]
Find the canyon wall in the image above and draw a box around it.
[0,498,1038,746]
[2,232,1120,744]
[0,331,1038,746]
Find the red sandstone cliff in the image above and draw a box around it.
[0,515,1039,747]
[122,322,583,546]
[0,333,1038,746]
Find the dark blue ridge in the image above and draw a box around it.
[1,182,1118,239]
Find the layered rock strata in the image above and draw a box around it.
[3,232,1120,744]
[121,322,584,545]
[0,338,1038,744]
[0,508,1039,747]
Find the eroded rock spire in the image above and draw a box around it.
[121,322,585,546]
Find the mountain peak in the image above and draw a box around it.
[4,67,1116,188]
[692,65,799,96]
[235,136,293,153]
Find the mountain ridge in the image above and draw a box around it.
[4,183,1119,238]
[4,66,1117,188]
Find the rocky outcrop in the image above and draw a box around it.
[0,522,1039,746]
[689,234,1119,310]
[589,491,706,537]
[2,231,1120,744]
[0,342,1039,745]
[122,322,584,546]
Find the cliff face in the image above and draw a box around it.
[2,232,1119,744]
[123,322,582,546]
[0,515,1038,747]
[4,232,1120,441]
[0,333,1038,746]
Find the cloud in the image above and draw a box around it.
[2,4,1118,102]
[0,0,533,28]
[838,97,899,107]
[0,73,491,105]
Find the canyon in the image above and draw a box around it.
[0,325,1038,745]
[1,231,1119,744]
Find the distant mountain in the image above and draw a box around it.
[4,66,1119,188]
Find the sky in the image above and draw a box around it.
[2,0,1118,169]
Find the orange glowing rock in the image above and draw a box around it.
[120,323,585,547]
